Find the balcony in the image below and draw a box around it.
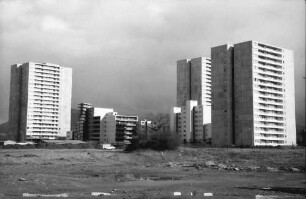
[254,117,284,124]
[254,130,285,135]
[255,136,285,141]
[254,123,284,129]
[254,99,283,106]
[254,81,283,89]
[254,75,283,84]
[253,87,283,95]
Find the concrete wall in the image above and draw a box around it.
[234,41,254,146]
[211,44,235,146]
[8,64,22,141]
[177,59,191,107]
[8,63,29,142]
[100,113,116,143]
[190,57,203,104]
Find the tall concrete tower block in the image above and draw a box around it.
[212,41,296,146]
[8,62,72,141]
[173,57,212,143]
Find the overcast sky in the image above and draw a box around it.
[0,0,305,125]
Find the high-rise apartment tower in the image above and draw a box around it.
[211,41,296,146]
[9,62,72,141]
[171,57,212,143]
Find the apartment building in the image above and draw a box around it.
[211,41,296,146]
[9,62,72,141]
[87,107,114,141]
[73,103,92,140]
[100,113,138,145]
[171,57,212,143]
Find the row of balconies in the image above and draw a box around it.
[254,118,284,124]
[32,108,59,112]
[257,43,283,53]
[31,104,59,108]
[28,128,59,131]
[255,91,283,99]
[255,52,283,63]
[33,94,59,98]
[256,55,283,65]
[30,113,59,117]
[255,104,283,111]
[257,97,283,103]
[255,65,283,76]
[255,71,283,81]
[254,74,283,84]
[34,75,60,81]
[34,70,60,76]
[254,130,284,135]
[257,61,283,71]
[33,83,59,89]
[254,99,283,107]
[254,84,283,92]
[254,136,285,141]
[30,79,60,86]
[28,120,58,124]
[34,64,60,70]
[254,123,284,129]
[253,87,283,95]
[254,111,284,118]
[33,87,60,92]
[33,78,60,85]
[254,80,282,89]
[257,48,282,57]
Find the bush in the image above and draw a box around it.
[126,132,180,151]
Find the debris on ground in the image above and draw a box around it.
[203,193,213,197]
[22,193,68,197]
[173,192,181,196]
[290,167,300,172]
[91,192,111,196]
[266,167,279,172]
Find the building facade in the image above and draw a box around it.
[73,103,92,140]
[171,57,212,143]
[87,107,114,141]
[211,41,296,146]
[100,113,138,145]
[9,62,72,141]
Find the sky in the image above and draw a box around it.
[0,0,305,126]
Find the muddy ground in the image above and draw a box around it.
[0,148,305,198]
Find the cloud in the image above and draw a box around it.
[0,0,304,125]
[41,16,68,31]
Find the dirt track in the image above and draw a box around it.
[0,148,305,198]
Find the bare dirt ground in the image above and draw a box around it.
[0,147,305,198]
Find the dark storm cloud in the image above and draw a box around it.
[0,0,304,124]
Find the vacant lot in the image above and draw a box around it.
[0,147,305,198]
